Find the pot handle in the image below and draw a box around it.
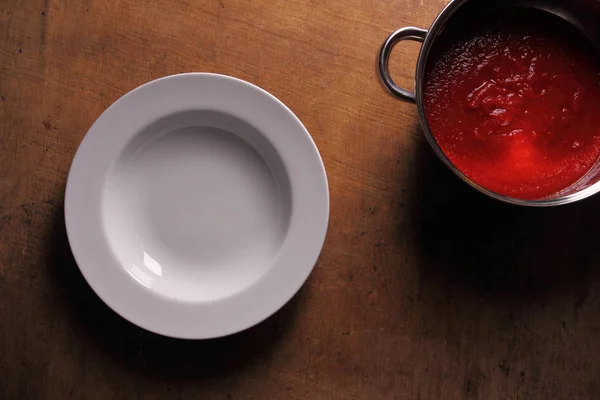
[377,27,428,104]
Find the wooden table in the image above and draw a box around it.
[2,0,600,398]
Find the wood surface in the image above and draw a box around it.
[1,0,600,399]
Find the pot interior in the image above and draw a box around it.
[416,0,600,204]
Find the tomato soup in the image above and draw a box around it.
[424,9,600,199]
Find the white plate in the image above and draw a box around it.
[65,73,329,339]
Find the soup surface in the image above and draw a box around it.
[424,9,600,199]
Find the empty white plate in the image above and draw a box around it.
[65,73,329,339]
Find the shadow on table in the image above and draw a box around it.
[405,124,600,305]
[47,207,302,381]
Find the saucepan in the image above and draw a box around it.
[377,0,600,206]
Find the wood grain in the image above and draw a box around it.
[1,0,600,399]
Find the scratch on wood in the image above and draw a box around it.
[39,0,49,59]
[20,203,33,225]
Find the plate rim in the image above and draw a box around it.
[64,73,329,339]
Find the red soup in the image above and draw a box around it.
[424,9,600,199]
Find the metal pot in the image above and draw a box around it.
[377,0,600,206]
